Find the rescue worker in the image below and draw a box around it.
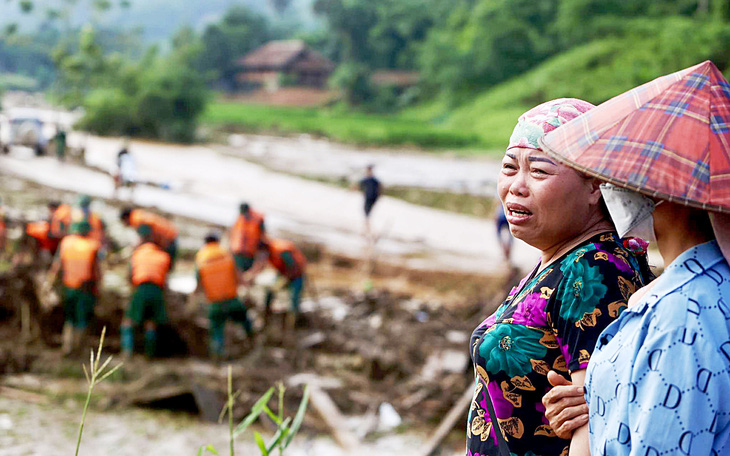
[46,220,102,355]
[120,207,178,269]
[73,194,107,247]
[49,200,72,241]
[229,202,265,272]
[17,202,63,267]
[195,232,254,358]
[122,225,171,359]
[245,237,306,326]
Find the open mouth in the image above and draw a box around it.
[508,208,532,216]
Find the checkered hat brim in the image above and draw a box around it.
[540,60,730,214]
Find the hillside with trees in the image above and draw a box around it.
[1,0,730,149]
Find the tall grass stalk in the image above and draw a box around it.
[75,326,123,456]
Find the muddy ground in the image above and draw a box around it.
[0,172,518,455]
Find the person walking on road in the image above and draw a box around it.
[245,237,307,328]
[114,138,137,200]
[494,204,513,264]
[229,202,265,273]
[122,225,171,359]
[121,207,178,269]
[195,232,254,358]
[46,220,103,355]
[357,164,381,236]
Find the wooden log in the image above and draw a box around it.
[308,384,360,452]
[0,385,48,404]
[420,385,474,456]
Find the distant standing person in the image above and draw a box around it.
[358,164,381,234]
[115,138,137,200]
[54,127,66,162]
[494,204,512,263]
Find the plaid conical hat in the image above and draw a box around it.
[539,60,730,214]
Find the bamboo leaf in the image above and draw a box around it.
[197,444,219,456]
[283,384,310,448]
[233,387,275,437]
[262,405,283,425]
[254,431,269,456]
[266,417,291,453]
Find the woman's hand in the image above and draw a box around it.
[542,370,589,439]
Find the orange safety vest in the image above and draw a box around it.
[26,220,59,253]
[87,212,105,243]
[195,242,238,303]
[268,239,306,280]
[130,209,178,248]
[229,211,264,256]
[59,234,101,289]
[131,242,171,287]
[50,204,72,238]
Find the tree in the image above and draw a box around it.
[197,5,273,90]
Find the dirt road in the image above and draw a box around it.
[0,133,538,274]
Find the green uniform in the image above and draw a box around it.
[63,286,96,329]
[233,253,255,272]
[127,282,167,325]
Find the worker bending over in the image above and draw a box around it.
[120,207,178,269]
[122,225,171,358]
[195,232,254,358]
[246,238,306,327]
[47,221,103,355]
[229,202,265,272]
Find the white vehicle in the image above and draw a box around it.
[0,113,48,156]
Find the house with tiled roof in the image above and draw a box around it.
[236,40,335,90]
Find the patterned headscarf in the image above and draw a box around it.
[507,98,595,151]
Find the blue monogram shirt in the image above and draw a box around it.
[585,240,730,456]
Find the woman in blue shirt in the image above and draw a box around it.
[544,191,730,456]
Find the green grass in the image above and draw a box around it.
[201,101,484,150]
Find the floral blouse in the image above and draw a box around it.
[466,232,649,456]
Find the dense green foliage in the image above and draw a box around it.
[5,0,730,150]
[195,6,275,90]
[74,29,209,142]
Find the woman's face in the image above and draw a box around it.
[497,147,602,252]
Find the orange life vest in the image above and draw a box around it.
[131,242,171,287]
[229,211,264,256]
[268,239,306,280]
[130,209,178,248]
[26,220,59,253]
[195,242,238,303]
[59,234,101,289]
[50,204,72,238]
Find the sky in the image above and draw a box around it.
[1,0,318,42]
